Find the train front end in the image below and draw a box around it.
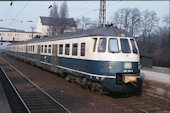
[95,37,142,94]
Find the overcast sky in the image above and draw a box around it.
[0,1,169,32]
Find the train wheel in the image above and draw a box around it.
[135,79,143,96]
[81,77,88,88]
[90,82,103,93]
[75,77,81,85]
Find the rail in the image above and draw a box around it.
[0,67,31,113]
[0,57,71,113]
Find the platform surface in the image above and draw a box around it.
[141,66,170,84]
[0,80,12,113]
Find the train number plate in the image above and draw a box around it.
[124,76,137,83]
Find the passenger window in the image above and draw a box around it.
[59,44,63,54]
[72,43,78,56]
[93,38,97,52]
[65,44,70,55]
[41,45,43,53]
[48,45,51,54]
[33,46,34,52]
[120,39,130,53]
[130,39,138,54]
[81,43,85,56]
[109,38,119,53]
[44,45,47,53]
[31,46,32,52]
[98,38,107,52]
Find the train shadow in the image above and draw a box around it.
[103,91,137,98]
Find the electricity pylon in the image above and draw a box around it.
[99,0,106,27]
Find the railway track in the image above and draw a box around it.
[116,96,170,113]
[0,57,71,113]
[95,93,170,113]
[0,54,169,113]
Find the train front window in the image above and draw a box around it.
[93,38,97,52]
[109,38,119,53]
[120,39,130,53]
[98,38,106,52]
[130,39,138,54]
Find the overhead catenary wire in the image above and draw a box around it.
[7,2,29,27]
[74,1,121,19]
[3,4,14,20]
[1,1,122,31]
[15,2,29,19]
[68,2,96,16]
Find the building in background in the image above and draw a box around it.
[36,16,77,36]
[0,30,41,42]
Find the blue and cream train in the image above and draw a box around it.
[5,27,142,94]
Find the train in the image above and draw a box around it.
[5,27,142,94]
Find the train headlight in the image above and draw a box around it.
[124,63,132,69]
[108,62,112,70]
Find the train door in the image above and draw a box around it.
[16,46,18,55]
[36,45,41,66]
[51,44,58,72]
[26,44,28,61]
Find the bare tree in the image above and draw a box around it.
[163,14,170,28]
[49,2,59,18]
[49,2,59,35]
[129,8,141,36]
[48,1,69,35]
[88,20,98,29]
[112,8,126,29]
[59,1,68,34]
[140,10,159,42]
[111,8,141,36]
[76,16,94,30]
[75,18,81,29]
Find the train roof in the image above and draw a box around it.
[8,27,132,45]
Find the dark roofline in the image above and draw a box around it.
[8,27,132,45]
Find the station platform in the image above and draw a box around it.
[141,66,170,84]
[0,80,12,113]
[141,66,170,100]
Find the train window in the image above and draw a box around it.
[44,45,47,53]
[120,39,130,53]
[93,38,97,52]
[59,44,63,54]
[109,38,119,53]
[41,45,43,53]
[81,43,85,56]
[98,38,107,52]
[65,44,70,55]
[33,46,34,52]
[130,39,138,54]
[72,43,78,56]
[48,45,51,54]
